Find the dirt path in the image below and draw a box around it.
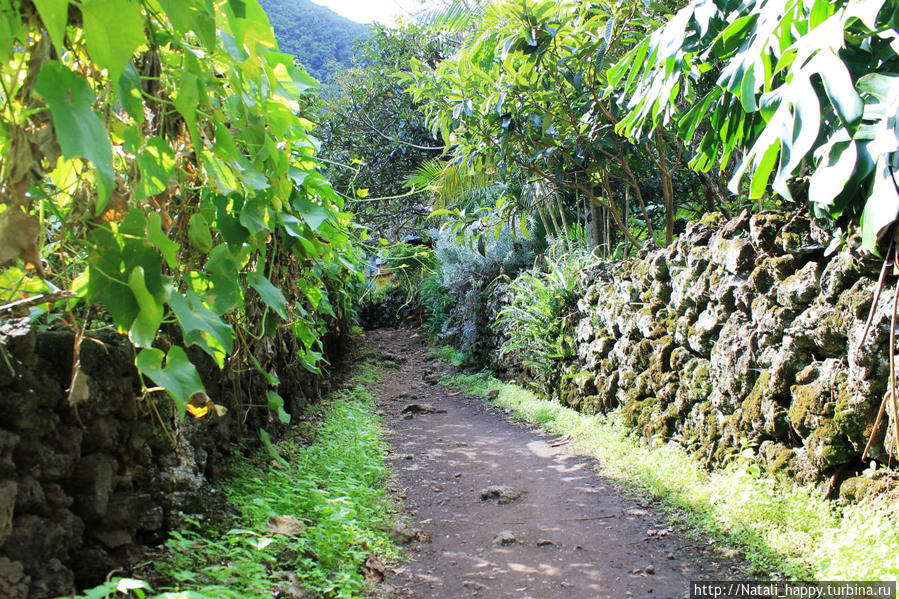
[366,327,751,599]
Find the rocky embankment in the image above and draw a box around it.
[499,212,898,501]
[0,324,336,598]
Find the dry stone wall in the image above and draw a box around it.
[0,324,338,598]
[497,211,898,501]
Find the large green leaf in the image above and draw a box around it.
[128,266,164,349]
[248,271,287,319]
[205,245,243,313]
[168,291,233,367]
[136,346,205,418]
[188,214,214,253]
[147,212,180,270]
[266,390,291,424]
[80,0,146,88]
[34,61,114,206]
[814,51,863,130]
[860,157,899,253]
[117,61,145,123]
[33,0,69,54]
[136,137,176,199]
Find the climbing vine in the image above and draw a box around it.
[0,0,363,418]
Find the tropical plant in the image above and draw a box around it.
[613,0,899,252]
[495,243,592,396]
[405,0,707,249]
[0,0,363,420]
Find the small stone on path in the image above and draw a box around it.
[479,485,522,504]
[492,530,516,545]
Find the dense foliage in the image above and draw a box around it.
[315,25,449,240]
[406,0,725,251]
[259,0,371,82]
[496,244,590,396]
[0,1,363,419]
[614,0,899,252]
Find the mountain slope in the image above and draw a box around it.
[260,0,371,82]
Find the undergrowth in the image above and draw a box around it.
[443,371,899,582]
[74,363,397,599]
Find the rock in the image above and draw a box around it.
[0,430,19,477]
[382,523,416,545]
[400,403,447,419]
[70,453,117,521]
[100,492,154,530]
[0,479,17,545]
[3,514,65,565]
[90,528,133,549]
[536,539,553,547]
[0,557,29,599]
[776,261,821,308]
[492,530,516,545]
[645,564,656,574]
[14,476,43,514]
[479,485,522,504]
[27,558,74,599]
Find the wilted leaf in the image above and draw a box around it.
[0,207,42,274]
[266,515,305,536]
[67,364,91,406]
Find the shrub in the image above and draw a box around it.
[420,227,536,365]
[496,243,594,395]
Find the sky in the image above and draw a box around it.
[309,0,423,25]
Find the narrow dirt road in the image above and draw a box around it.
[366,327,751,599]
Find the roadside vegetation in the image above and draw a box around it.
[75,365,398,599]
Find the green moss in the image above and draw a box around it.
[767,447,796,476]
[650,335,675,371]
[631,338,654,370]
[742,371,769,428]
[807,419,854,470]
[788,381,826,434]
[700,212,726,227]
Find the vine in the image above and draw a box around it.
[0,0,364,420]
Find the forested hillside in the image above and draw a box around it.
[259,0,371,81]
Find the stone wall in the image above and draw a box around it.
[0,324,339,598]
[497,211,898,501]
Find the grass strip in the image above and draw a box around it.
[442,370,899,582]
[75,364,398,599]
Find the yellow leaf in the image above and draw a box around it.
[186,391,212,418]
[185,402,209,418]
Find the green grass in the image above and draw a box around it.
[75,366,398,599]
[444,371,899,581]
[429,344,465,368]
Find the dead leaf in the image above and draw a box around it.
[0,206,43,275]
[185,391,227,418]
[266,515,306,536]
[363,555,386,582]
[67,364,90,406]
[6,126,36,201]
[100,191,129,222]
